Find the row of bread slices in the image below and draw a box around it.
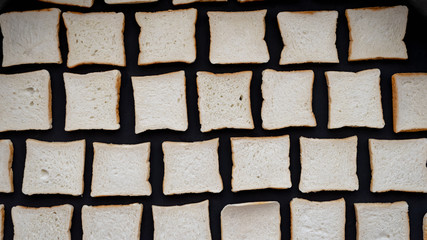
[1,69,426,133]
[0,199,424,239]
[1,136,426,196]
[39,0,262,7]
[0,6,409,68]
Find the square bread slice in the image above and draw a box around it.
[392,73,427,133]
[22,139,85,196]
[221,201,280,240]
[39,0,94,7]
[369,138,427,193]
[355,201,409,240]
[0,8,61,67]
[106,0,157,3]
[197,71,254,132]
[82,204,143,240]
[162,138,223,195]
[0,70,51,132]
[346,6,408,61]
[208,10,269,64]
[173,0,226,5]
[12,204,73,240]
[132,71,188,133]
[277,10,339,65]
[0,204,3,240]
[64,70,121,131]
[299,136,359,193]
[291,198,345,240]
[0,140,13,193]
[326,69,385,129]
[91,142,151,197]
[63,12,125,68]
[135,9,197,65]
[152,200,211,240]
[231,135,291,192]
[261,69,316,129]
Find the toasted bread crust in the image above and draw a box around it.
[39,0,94,8]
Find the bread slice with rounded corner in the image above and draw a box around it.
[39,0,94,7]
[0,139,13,193]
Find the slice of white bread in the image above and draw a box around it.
[346,6,408,61]
[91,142,151,197]
[392,73,427,133]
[221,201,280,240]
[152,200,211,240]
[82,204,143,240]
[424,213,427,240]
[39,0,94,7]
[12,204,73,240]
[173,0,225,5]
[231,135,291,192]
[369,138,427,193]
[63,12,125,68]
[135,9,197,65]
[0,140,13,193]
[208,10,269,64]
[64,70,121,131]
[0,70,51,132]
[277,10,338,65]
[261,69,316,129]
[162,138,223,195]
[106,0,157,4]
[299,136,359,193]
[0,204,3,240]
[22,139,85,196]
[132,71,188,133]
[326,69,385,129]
[197,71,254,132]
[0,8,61,67]
[291,198,346,240]
[355,201,409,240]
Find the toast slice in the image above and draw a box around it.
[424,213,427,240]
[0,140,13,193]
[39,0,94,7]
[106,0,157,3]
[173,0,225,5]
[0,205,3,240]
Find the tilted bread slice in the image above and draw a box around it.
[197,71,254,132]
[277,10,338,65]
[91,142,151,197]
[132,71,188,133]
[299,136,359,193]
[64,70,121,131]
[424,213,427,240]
[39,0,94,7]
[0,70,51,132]
[22,139,85,196]
[291,198,346,240]
[355,201,409,240]
[326,69,384,129]
[0,205,3,240]
[231,135,291,192]
[221,201,280,240]
[162,138,223,195]
[261,69,316,129]
[173,0,225,5]
[0,8,61,67]
[82,204,143,240]
[369,138,427,193]
[392,73,427,133]
[12,205,73,240]
[152,200,211,240]
[0,140,13,193]
[346,6,408,61]
[135,9,197,65]
[208,10,269,64]
[63,12,125,68]
[106,0,157,4]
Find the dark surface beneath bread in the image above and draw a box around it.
[0,0,426,239]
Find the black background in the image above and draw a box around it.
[0,0,426,239]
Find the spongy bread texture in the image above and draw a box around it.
[63,12,125,68]
[197,71,254,132]
[39,0,94,7]
[82,204,143,240]
[0,70,52,132]
[173,0,225,5]
[369,138,427,193]
[208,10,269,64]
[0,8,61,67]
[22,139,85,196]
[152,200,211,240]
[0,204,3,240]
[135,9,197,65]
[291,198,346,240]
[277,10,339,64]
[424,213,427,240]
[106,0,157,4]
[12,204,73,240]
[91,142,151,197]
[346,5,408,61]
[0,139,13,193]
